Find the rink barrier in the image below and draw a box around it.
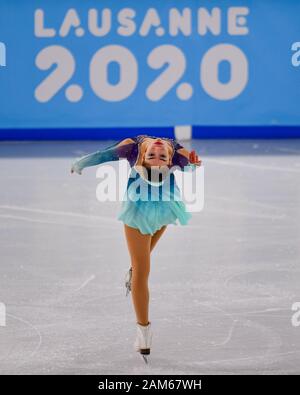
[0,126,299,140]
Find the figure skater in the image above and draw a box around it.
[71,134,201,363]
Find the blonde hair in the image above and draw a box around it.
[135,139,174,168]
[133,140,174,185]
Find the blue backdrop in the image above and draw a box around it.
[0,0,299,138]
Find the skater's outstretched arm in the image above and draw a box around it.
[71,138,135,175]
[171,140,202,172]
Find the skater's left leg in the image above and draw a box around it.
[124,224,151,326]
[150,225,167,253]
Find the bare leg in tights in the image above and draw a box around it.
[124,224,167,326]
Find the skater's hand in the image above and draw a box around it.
[189,150,201,166]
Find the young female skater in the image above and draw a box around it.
[71,134,201,362]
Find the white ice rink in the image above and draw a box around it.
[0,139,299,374]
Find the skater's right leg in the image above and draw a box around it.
[124,224,151,326]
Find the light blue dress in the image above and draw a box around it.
[71,135,197,235]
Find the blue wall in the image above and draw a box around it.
[0,0,300,139]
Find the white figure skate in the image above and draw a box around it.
[134,321,152,364]
[125,267,132,297]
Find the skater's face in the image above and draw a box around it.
[143,139,172,167]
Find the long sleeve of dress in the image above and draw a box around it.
[71,139,135,175]
[171,140,198,172]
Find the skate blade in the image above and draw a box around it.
[140,348,150,364]
[125,286,131,297]
[141,354,149,364]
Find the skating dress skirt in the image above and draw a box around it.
[117,167,192,235]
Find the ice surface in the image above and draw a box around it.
[0,139,299,374]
